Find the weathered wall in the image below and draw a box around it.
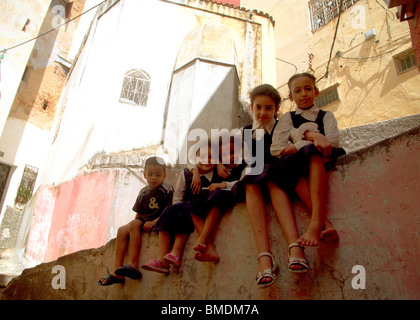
[2,127,419,300]
[0,0,52,137]
[243,0,420,129]
[408,1,420,72]
[38,0,275,190]
[5,114,419,265]
[0,0,87,221]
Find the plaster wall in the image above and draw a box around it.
[0,0,87,220]
[242,0,420,129]
[39,0,275,187]
[2,126,419,300]
[163,59,240,164]
[408,0,420,72]
[0,0,52,137]
[0,120,51,224]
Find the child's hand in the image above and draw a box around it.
[191,169,201,194]
[143,219,157,232]
[217,163,230,179]
[279,145,297,157]
[312,133,332,157]
[208,182,227,192]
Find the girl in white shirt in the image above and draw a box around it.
[230,84,309,288]
[271,72,345,248]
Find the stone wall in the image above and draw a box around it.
[2,126,419,300]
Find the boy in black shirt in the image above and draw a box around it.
[98,156,173,285]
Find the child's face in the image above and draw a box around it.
[220,141,238,168]
[251,95,278,126]
[197,148,216,172]
[144,165,166,189]
[289,76,319,110]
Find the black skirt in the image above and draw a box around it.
[232,144,346,201]
[231,153,302,201]
[154,203,195,235]
[185,189,236,219]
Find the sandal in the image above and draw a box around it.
[115,264,143,279]
[163,252,181,268]
[98,272,125,286]
[288,242,309,274]
[141,259,170,274]
[255,252,278,289]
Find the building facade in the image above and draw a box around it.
[1,0,419,264]
[243,0,420,127]
[0,0,277,262]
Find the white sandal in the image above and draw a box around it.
[288,242,309,274]
[256,252,278,288]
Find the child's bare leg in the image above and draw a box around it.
[157,231,172,267]
[193,207,221,253]
[295,177,338,242]
[297,156,326,246]
[107,223,130,280]
[99,221,139,284]
[172,233,188,256]
[245,184,272,284]
[267,182,305,271]
[126,219,143,268]
[191,213,220,262]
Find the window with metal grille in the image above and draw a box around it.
[315,84,340,108]
[309,0,360,32]
[15,165,38,207]
[119,69,151,107]
[394,49,417,75]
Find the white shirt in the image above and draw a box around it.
[172,169,215,204]
[270,105,340,157]
[250,117,277,139]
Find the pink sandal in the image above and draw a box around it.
[141,260,170,274]
[163,252,180,268]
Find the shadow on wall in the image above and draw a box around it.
[4,3,61,164]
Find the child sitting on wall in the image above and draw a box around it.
[98,156,173,285]
[141,141,219,273]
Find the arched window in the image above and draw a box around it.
[119,69,151,106]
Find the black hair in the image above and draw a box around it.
[287,72,318,93]
[249,84,282,107]
[144,156,166,173]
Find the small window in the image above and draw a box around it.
[394,49,417,75]
[315,84,340,108]
[119,69,151,107]
[309,0,360,32]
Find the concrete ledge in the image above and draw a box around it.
[2,127,419,300]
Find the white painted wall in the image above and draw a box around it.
[37,0,276,187]
[0,119,51,223]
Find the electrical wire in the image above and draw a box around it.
[376,0,395,21]
[1,0,109,54]
[339,38,412,60]
[318,0,344,82]
[276,58,298,74]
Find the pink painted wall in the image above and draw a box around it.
[25,186,57,262]
[26,171,117,262]
[216,0,240,6]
